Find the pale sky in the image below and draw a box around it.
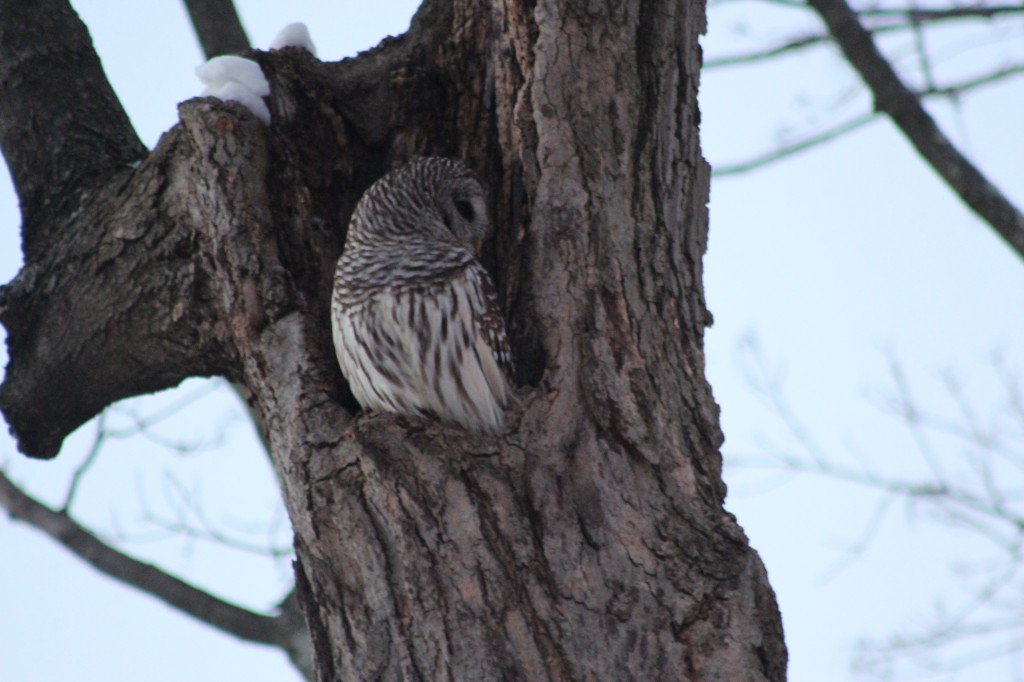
[1,2,1022,681]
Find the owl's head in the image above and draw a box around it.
[358,157,491,253]
[435,165,490,253]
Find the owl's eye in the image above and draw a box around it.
[454,199,475,222]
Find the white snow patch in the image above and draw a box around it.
[199,81,271,125]
[195,55,271,124]
[196,55,270,97]
[269,22,317,57]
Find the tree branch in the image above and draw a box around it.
[0,125,241,458]
[924,63,1024,98]
[859,5,1024,22]
[182,0,251,59]
[806,0,1024,261]
[0,1,242,459]
[705,33,830,69]
[713,63,1024,176]
[0,468,289,646]
[706,5,1024,69]
[734,337,1024,677]
[713,112,876,176]
[0,0,146,259]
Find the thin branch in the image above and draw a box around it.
[713,57,1024,177]
[909,8,938,95]
[738,335,831,468]
[713,112,876,176]
[819,493,896,581]
[859,5,1024,22]
[141,510,294,558]
[62,382,234,511]
[61,412,108,512]
[182,0,251,59]
[140,470,292,559]
[708,0,807,7]
[923,63,1024,98]
[732,333,1024,681]
[888,358,949,484]
[993,351,1024,436]
[806,0,1024,261]
[705,34,831,69]
[109,380,226,433]
[856,563,1024,676]
[0,468,288,647]
[735,341,1024,676]
[705,6,1024,69]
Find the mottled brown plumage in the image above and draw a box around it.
[331,158,512,432]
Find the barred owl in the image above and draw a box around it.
[331,157,513,433]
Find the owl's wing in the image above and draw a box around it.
[466,261,512,376]
[462,260,512,393]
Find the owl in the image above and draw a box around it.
[331,157,513,433]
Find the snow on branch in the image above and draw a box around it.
[196,55,272,124]
[270,22,318,57]
[194,23,318,125]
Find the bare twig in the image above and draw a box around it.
[889,357,950,484]
[734,338,1024,677]
[61,412,108,512]
[922,64,1024,99]
[909,8,938,95]
[705,5,1024,69]
[818,493,896,581]
[713,112,876,176]
[109,380,225,432]
[142,511,294,558]
[859,5,1024,22]
[139,470,292,559]
[102,380,231,455]
[61,382,233,508]
[0,468,290,646]
[855,560,1024,676]
[738,334,832,468]
[705,34,832,69]
[705,24,914,70]
[713,58,1024,178]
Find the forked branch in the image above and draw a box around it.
[806,0,1024,260]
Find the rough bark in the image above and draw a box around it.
[0,0,786,680]
[0,0,147,258]
[0,0,233,458]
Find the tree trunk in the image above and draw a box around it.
[0,0,786,680]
